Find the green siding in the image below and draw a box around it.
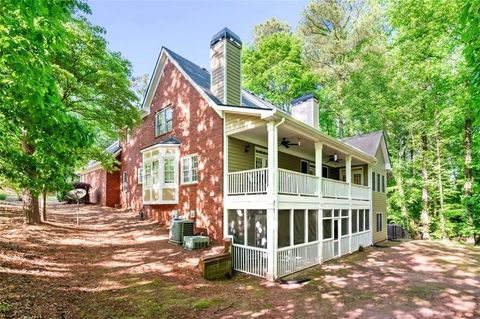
[372,146,387,243]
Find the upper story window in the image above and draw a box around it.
[155,106,173,136]
[181,154,198,184]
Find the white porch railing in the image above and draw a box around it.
[351,231,371,251]
[351,184,370,201]
[228,168,268,195]
[322,178,349,199]
[232,244,268,278]
[278,169,319,197]
[277,242,320,277]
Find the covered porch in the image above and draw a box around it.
[225,114,372,201]
[223,111,376,279]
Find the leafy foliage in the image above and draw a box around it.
[246,0,480,243]
[0,0,140,222]
[242,31,319,110]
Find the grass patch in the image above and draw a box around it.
[192,299,213,309]
[0,302,12,315]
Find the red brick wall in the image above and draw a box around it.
[106,170,120,207]
[119,59,224,241]
[80,169,106,206]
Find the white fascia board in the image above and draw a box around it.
[216,105,274,118]
[380,138,392,170]
[140,48,223,118]
[163,50,223,118]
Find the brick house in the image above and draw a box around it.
[80,28,391,280]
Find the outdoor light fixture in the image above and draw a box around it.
[245,144,251,152]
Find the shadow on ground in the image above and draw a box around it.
[0,205,479,318]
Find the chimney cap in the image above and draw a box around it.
[291,93,317,106]
[210,27,242,47]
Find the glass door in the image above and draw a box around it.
[333,219,340,257]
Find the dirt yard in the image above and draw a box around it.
[0,205,479,319]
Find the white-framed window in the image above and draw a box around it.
[181,154,198,184]
[340,167,364,185]
[137,167,143,185]
[382,175,386,193]
[254,147,268,169]
[376,212,383,232]
[141,145,179,205]
[155,106,173,136]
[122,172,127,192]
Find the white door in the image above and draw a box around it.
[255,147,268,169]
[333,219,340,257]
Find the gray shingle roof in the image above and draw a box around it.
[140,136,181,151]
[340,131,384,157]
[164,47,276,110]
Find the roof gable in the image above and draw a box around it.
[341,131,391,170]
[140,47,279,116]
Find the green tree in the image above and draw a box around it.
[252,17,291,46]
[243,31,319,110]
[0,1,139,223]
[299,0,384,137]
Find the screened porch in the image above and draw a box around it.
[227,208,372,279]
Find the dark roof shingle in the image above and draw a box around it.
[340,131,384,157]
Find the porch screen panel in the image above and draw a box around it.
[308,210,317,242]
[227,209,245,245]
[247,210,267,248]
[278,210,290,248]
[359,209,364,232]
[352,209,358,233]
[294,210,305,245]
[341,209,349,235]
[323,209,332,240]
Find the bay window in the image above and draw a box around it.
[141,144,179,204]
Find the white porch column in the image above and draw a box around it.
[266,121,278,280]
[314,142,323,263]
[368,164,373,245]
[346,155,352,199]
[315,142,323,197]
[346,155,352,253]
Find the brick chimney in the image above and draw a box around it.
[291,94,319,129]
[210,28,242,105]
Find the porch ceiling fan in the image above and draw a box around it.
[280,138,299,148]
[328,153,343,163]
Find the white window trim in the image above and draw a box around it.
[155,106,173,137]
[122,171,127,192]
[141,144,179,205]
[254,147,268,169]
[376,212,383,232]
[181,153,198,185]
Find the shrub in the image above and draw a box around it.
[0,193,7,200]
[358,245,364,252]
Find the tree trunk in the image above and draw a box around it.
[395,168,408,228]
[463,117,476,243]
[434,111,446,239]
[42,191,47,222]
[420,132,430,239]
[23,189,41,224]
